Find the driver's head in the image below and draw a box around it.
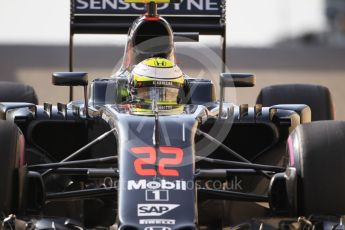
[129,57,184,105]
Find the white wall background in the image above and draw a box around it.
[228,0,327,46]
[0,0,327,46]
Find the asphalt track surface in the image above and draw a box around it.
[0,44,345,119]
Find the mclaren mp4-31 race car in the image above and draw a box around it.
[0,0,343,229]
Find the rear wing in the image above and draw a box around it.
[68,0,227,99]
[71,0,226,35]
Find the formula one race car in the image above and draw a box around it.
[0,0,343,229]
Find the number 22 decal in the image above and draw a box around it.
[131,147,183,177]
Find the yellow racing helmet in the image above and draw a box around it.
[129,57,184,105]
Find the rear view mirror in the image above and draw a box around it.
[219,73,255,118]
[52,72,88,86]
[220,73,255,88]
[52,72,89,117]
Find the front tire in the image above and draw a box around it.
[0,121,24,215]
[288,121,345,215]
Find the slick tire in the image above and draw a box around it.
[0,121,24,214]
[288,121,345,215]
[256,84,334,121]
[0,81,38,104]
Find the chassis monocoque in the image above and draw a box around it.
[0,0,344,229]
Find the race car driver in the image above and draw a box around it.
[124,57,185,115]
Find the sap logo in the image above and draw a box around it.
[138,204,179,217]
[144,227,171,230]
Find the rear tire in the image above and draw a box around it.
[256,84,334,121]
[0,121,23,215]
[0,81,38,104]
[288,121,345,215]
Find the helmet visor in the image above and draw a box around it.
[136,87,179,104]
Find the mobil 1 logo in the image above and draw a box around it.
[146,190,169,201]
